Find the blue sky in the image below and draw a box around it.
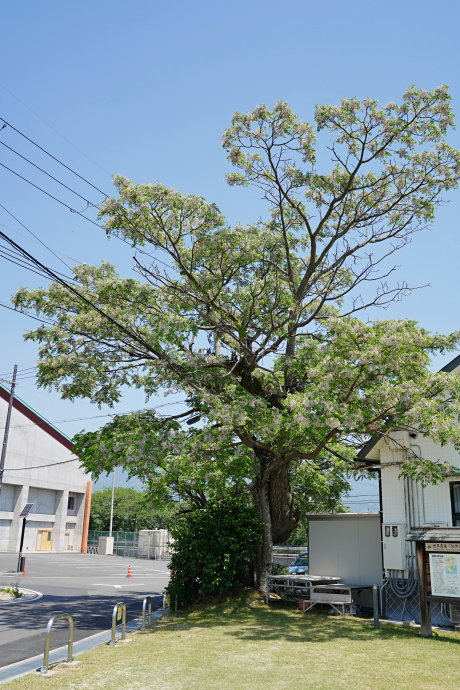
[0,0,459,504]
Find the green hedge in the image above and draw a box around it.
[167,496,262,605]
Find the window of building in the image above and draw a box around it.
[450,482,460,526]
[67,496,75,511]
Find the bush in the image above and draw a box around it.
[167,496,262,606]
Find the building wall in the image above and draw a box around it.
[0,390,91,553]
[308,513,383,586]
[380,431,460,530]
[380,430,460,578]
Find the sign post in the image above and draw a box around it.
[407,528,460,637]
[17,503,34,572]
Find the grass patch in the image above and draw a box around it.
[8,590,460,689]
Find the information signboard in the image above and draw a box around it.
[429,553,460,598]
[426,542,460,553]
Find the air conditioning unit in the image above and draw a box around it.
[449,604,460,623]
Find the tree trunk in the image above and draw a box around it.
[252,477,273,590]
[268,461,299,544]
[252,450,299,589]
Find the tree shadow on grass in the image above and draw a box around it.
[142,599,460,649]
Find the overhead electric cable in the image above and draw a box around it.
[0,242,76,282]
[0,367,36,377]
[0,90,111,179]
[0,204,77,270]
[0,135,177,274]
[3,458,79,471]
[0,227,182,370]
[0,250,60,280]
[0,161,104,231]
[0,399,189,431]
[0,140,100,208]
[0,222,82,265]
[0,300,56,325]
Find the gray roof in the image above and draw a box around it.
[406,528,460,542]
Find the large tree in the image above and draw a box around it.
[14,85,460,585]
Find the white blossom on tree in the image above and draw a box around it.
[13,85,460,586]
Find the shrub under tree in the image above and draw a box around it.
[167,496,262,605]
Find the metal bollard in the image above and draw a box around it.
[40,614,74,674]
[162,592,170,620]
[108,602,126,646]
[141,596,152,631]
[373,585,379,630]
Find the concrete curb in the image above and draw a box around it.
[0,588,43,604]
[0,608,164,685]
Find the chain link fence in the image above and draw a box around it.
[87,531,139,558]
[87,529,170,559]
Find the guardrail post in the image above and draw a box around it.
[40,614,74,674]
[108,602,127,646]
[373,585,379,630]
[141,596,152,631]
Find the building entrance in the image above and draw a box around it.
[36,529,52,551]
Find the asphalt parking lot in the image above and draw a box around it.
[0,552,170,667]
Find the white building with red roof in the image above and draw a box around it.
[0,382,91,553]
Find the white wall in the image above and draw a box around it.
[308,514,383,586]
[380,431,460,529]
[0,391,91,552]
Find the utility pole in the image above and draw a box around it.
[0,364,18,497]
[109,468,115,536]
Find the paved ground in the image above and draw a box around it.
[0,552,170,667]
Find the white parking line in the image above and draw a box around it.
[21,573,168,584]
[91,582,145,589]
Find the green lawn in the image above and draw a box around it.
[9,592,460,689]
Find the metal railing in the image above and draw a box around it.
[141,596,152,630]
[39,594,167,674]
[108,602,126,646]
[40,614,74,675]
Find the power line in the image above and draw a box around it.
[0,399,188,431]
[0,89,111,180]
[0,228,180,371]
[0,161,104,231]
[3,457,79,471]
[0,144,178,275]
[0,241,76,282]
[0,139,100,208]
[0,367,36,378]
[0,202,78,271]
[0,221,82,265]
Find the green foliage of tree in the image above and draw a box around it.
[89,486,177,532]
[13,85,460,586]
[167,496,262,605]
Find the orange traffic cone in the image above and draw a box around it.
[22,564,26,578]
[126,565,132,578]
